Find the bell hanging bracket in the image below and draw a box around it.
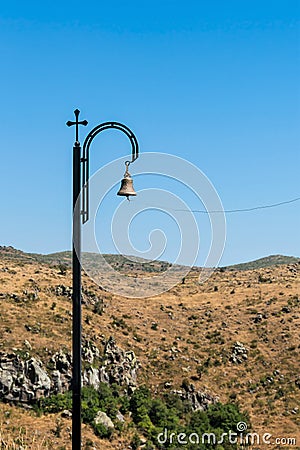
[81,122,139,223]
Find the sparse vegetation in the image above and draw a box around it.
[0,246,299,448]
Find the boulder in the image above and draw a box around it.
[94,411,114,429]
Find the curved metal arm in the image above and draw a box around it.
[81,121,139,223]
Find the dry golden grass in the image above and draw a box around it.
[0,404,119,449]
[0,254,299,447]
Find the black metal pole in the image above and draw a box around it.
[72,141,82,450]
[67,108,139,449]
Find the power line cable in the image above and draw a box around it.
[174,196,300,213]
[138,196,300,214]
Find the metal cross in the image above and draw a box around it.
[66,109,88,145]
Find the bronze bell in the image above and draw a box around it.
[117,162,137,199]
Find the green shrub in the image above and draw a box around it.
[93,299,104,315]
[207,402,248,433]
[58,262,68,275]
[36,392,72,413]
[130,433,141,450]
[93,422,113,439]
[34,380,249,449]
[130,386,152,423]
[119,394,131,414]
[149,399,169,427]
[82,384,118,422]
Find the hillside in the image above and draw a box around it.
[0,247,299,449]
[226,254,300,271]
[0,246,172,274]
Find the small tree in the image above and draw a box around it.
[58,262,68,275]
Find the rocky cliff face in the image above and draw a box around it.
[0,336,139,404]
[0,353,51,402]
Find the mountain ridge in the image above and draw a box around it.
[0,245,299,271]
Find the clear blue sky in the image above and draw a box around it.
[0,0,299,266]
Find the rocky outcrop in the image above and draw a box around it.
[83,367,100,391]
[99,336,139,393]
[0,354,51,402]
[0,337,139,403]
[82,340,100,364]
[50,350,72,394]
[173,383,218,412]
[229,341,248,364]
[53,285,72,298]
